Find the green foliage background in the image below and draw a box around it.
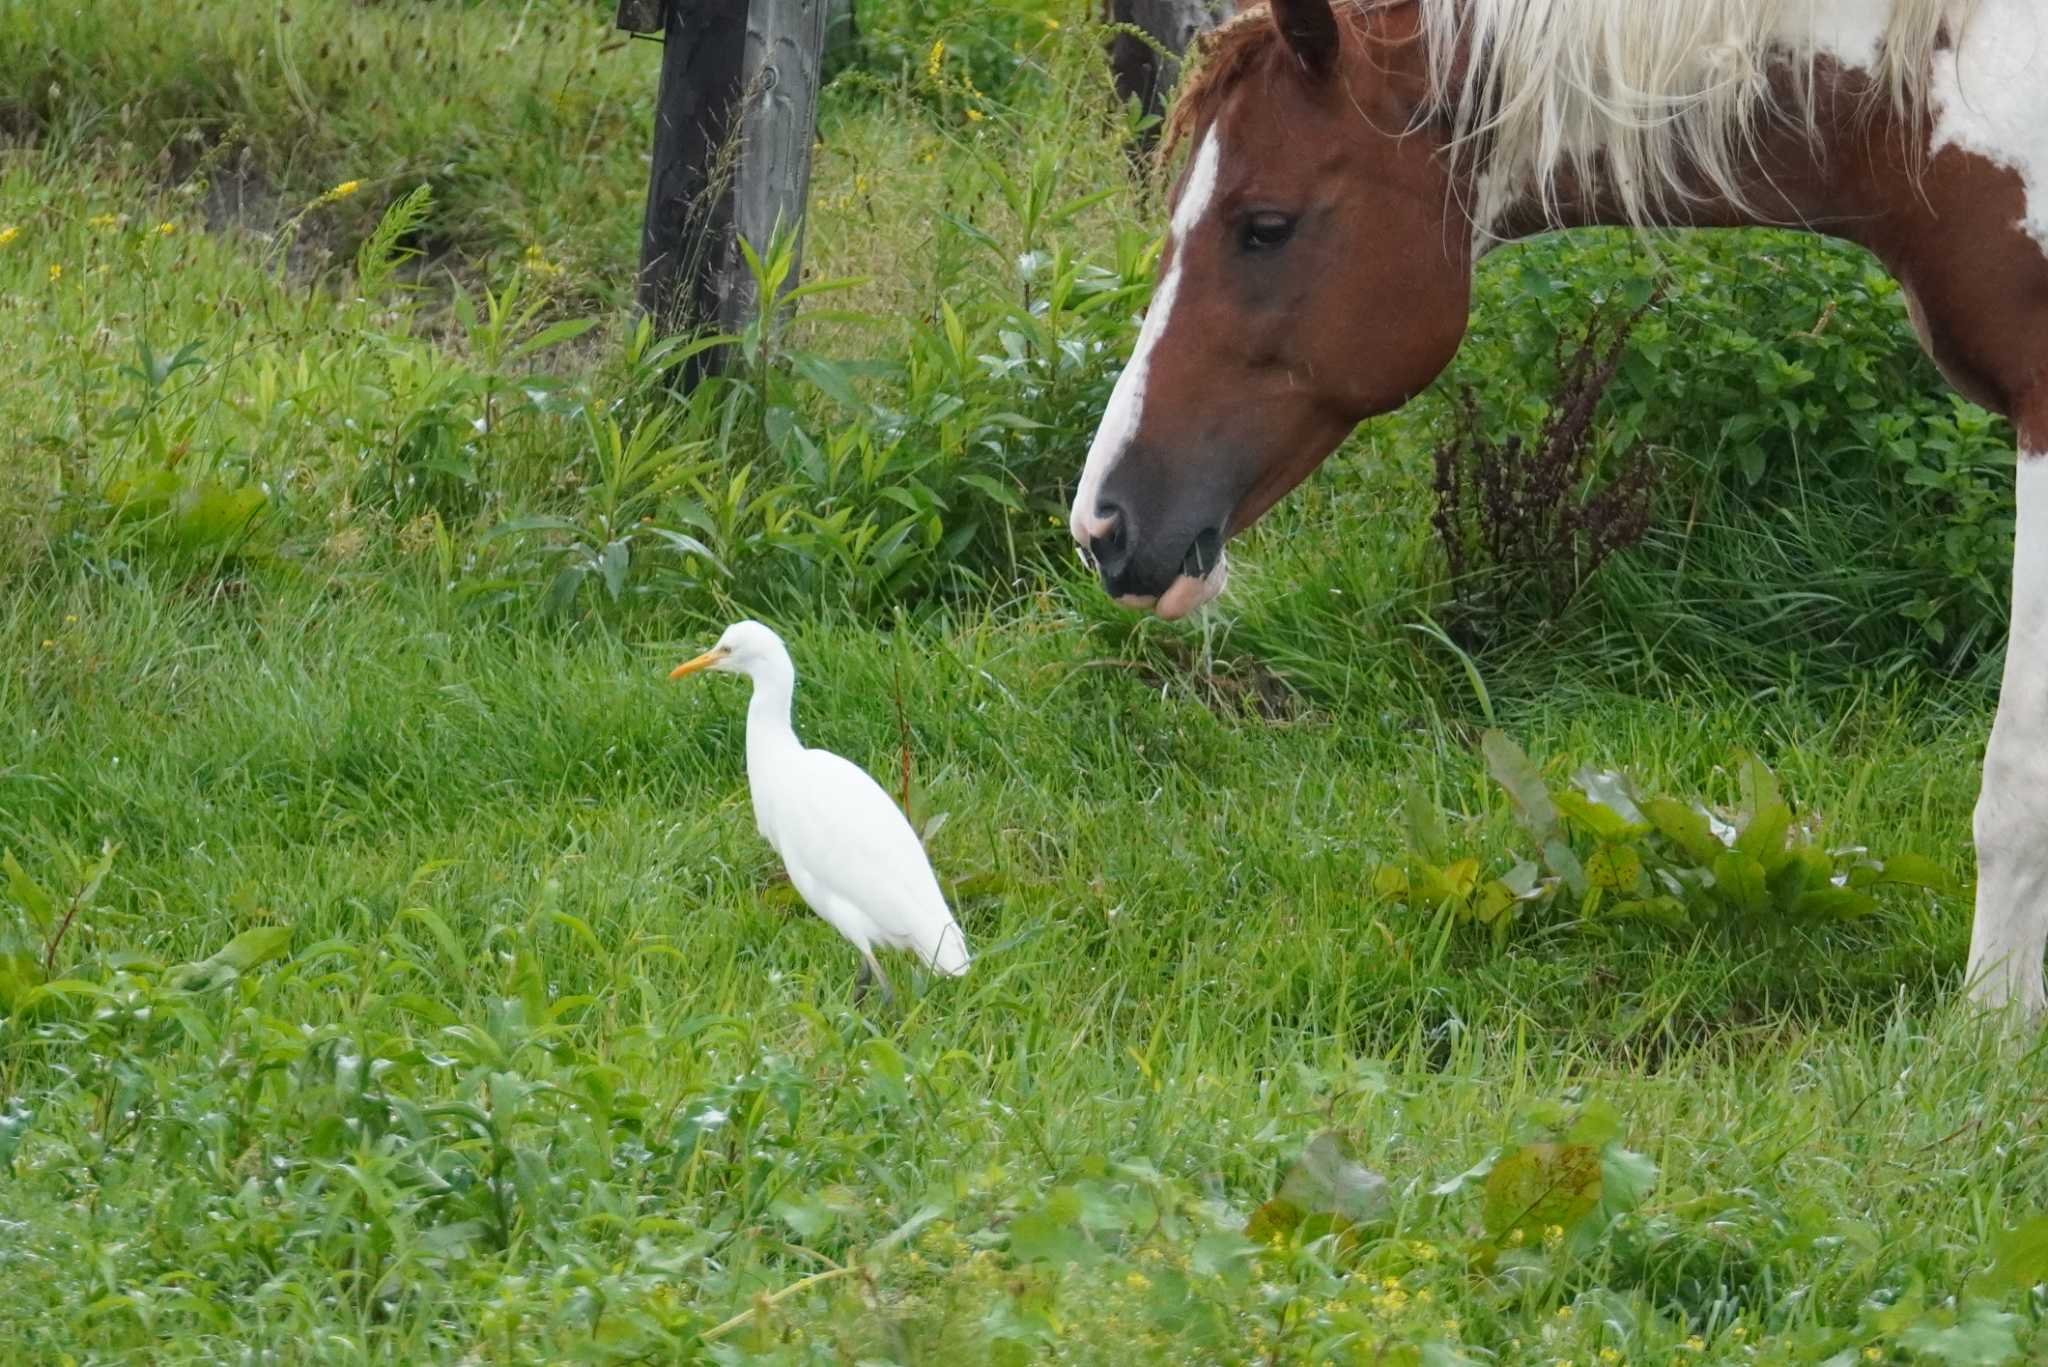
[0,0,2034,1362]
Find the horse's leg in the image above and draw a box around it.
[1968,417,2048,1014]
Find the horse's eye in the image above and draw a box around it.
[1241,212,1297,252]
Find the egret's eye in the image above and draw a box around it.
[1241,212,1297,252]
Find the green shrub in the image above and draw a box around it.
[1438,230,2016,684]
[1375,732,1959,948]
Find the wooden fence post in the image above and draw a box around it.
[728,0,828,333]
[1107,0,1233,148]
[621,0,827,385]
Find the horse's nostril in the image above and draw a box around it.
[1088,505,1129,567]
[1182,526,1223,579]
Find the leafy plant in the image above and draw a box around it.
[1432,297,1662,637]
[1375,733,1960,942]
[1441,230,2017,679]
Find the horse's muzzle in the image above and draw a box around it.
[1077,502,1228,618]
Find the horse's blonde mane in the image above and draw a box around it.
[1174,0,1974,227]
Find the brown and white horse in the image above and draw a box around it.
[1068,0,2048,1010]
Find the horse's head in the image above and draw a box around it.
[1070,0,1471,617]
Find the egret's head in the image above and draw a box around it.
[669,619,786,681]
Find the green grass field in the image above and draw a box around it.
[2,2,2042,1363]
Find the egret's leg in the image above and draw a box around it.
[863,952,895,1008]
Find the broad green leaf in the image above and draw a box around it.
[1190,1228,1258,1285]
[1711,852,1769,914]
[1599,1144,1659,1216]
[1565,1098,1622,1147]
[1401,772,1449,864]
[599,539,629,601]
[1643,798,1725,863]
[0,948,45,1012]
[1734,800,1794,872]
[1876,853,1955,895]
[1585,843,1644,893]
[771,1193,836,1240]
[1245,1198,1303,1244]
[1432,1150,1498,1198]
[1573,768,1647,826]
[1899,1303,2022,1366]
[1973,1215,2048,1296]
[1554,789,1648,841]
[1606,896,1688,927]
[1270,1132,1390,1231]
[1790,889,1877,921]
[3,852,56,935]
[1769,845,1835,907]
[1737,753,1783,824]
[400,906,465,970]
[208,926,294,973]
[1472,879,1518,927]
[1483,731,1556,839]
[508,315,599,361]
[1009,1188,1090,1265]
[1480,1142,1602,1243]
[1544,839,1588,897]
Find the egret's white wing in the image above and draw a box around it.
[763,747,965,966]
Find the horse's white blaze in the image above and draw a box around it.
[1930,0,2048,252]
[1969,451,2048,1012]
[1069,130,1224,552]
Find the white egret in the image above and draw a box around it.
[670,621,971,1002]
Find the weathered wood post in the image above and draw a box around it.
[620,0,828,384]
[1107,0,1234,149]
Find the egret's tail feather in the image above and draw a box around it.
[928,922,972,977]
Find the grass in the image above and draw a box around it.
[1,0,2040,1362]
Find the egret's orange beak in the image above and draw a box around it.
[668,647,729,679]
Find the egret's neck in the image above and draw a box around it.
[742,651,801,759]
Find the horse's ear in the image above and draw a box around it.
[1269,0,1340,76]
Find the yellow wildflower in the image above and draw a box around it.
[1684,1337,1705,1353]
[522,243,564,277]
[1557,1305,1574,1319]
[1544,1223,1566,1247]
[154,221,176,236]
[88,214,118,230]
[1601,1350,1623,1364]
[1863,1350,1882,1363]
[47,263,62,282]
[329,179,361,199]
[0,225,19,247]
[1508,1228,1527,1246]
[1124,1271,1150,1291]
[965,107,985,122]
[1729,1327,1746,1341]
[926,38,945,81]
[1044,16,1061,28]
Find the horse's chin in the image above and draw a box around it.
[1152,554,1228,620]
